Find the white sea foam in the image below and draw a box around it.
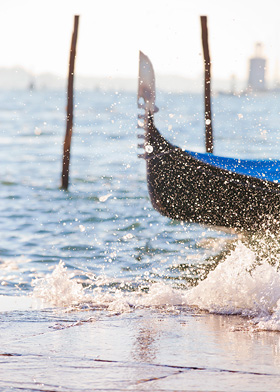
[184,241,280,330]
[31,262,184,311]
[31,242,280,331]
[32,261,87,307]
[133,282,184,308]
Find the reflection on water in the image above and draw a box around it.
[133,316,158,363]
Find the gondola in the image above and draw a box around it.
[137,51,280,232]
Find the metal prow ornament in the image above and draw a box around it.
[137,51,159,158]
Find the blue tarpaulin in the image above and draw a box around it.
[186,150,280,183]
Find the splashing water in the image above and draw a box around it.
[31,240,280,331]
[184,241,280,329]
[31,261,185,312]
[32,261,87,307]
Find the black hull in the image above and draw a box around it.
[142,116,280,232]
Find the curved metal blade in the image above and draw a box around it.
[138,51,159,114]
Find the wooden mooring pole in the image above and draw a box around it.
[200,16,213,154]
[61,15,80,190]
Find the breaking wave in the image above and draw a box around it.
[31,238,280,331]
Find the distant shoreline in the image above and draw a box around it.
[0,66,251,93]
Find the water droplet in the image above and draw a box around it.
[99,194,112,202]
[145,145,153,153]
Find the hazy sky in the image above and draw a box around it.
[1,0,280,82]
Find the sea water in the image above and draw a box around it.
[2,88,280,322]
[1,88,280,390]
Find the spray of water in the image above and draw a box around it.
[31,234,280,331]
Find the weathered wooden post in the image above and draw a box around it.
[61,15,80,190]
[200,15,213,154]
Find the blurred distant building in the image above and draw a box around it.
[28,80,35,91]
[247,42,267,92]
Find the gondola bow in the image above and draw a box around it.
[137,51,280,232]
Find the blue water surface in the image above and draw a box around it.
[1,88,280,295]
